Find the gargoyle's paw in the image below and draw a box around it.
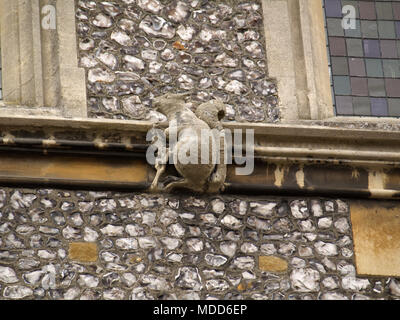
[148,183,160,193]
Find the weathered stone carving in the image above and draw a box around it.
[149,93,227,193]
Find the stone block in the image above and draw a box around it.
[258,255,288,272]
[69,242,98,262]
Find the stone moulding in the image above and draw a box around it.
[262,0,333,121]
[0,0,87,117]
[0,116,397,198]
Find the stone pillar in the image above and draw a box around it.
[0,0,87,117]
[261,0,334,120]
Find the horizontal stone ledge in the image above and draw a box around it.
[0,114,399,139]
[0,117,399,164]
[0,150,396,199]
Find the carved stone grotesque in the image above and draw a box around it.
[149,92,227,193]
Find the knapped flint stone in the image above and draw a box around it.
[3,285,33,299]
[124,55,145,71]
[245,41,263,58]
[101,1,120,16]
[92,13,113,28]
[62,226,82,240]
[231,256,255,270]
[138,237,157,249]
[80,289,102,300]
[221,215,242,230]
[115,238,139,250]
[341,247,353,258]
[70,212,84,226]
[186,238,204,252]
[273,218,292,233]
[261,243,276,255]
[88,68,115,83]
[246,216,271,232]
[299,219,316,232]
[177,25,196,41]
[241,243,258,254]
[389,279,400,296]
[290,200,309,219]
[79,38,95,51]
[0,223,10,234]
[200,213,217,225]
[291,257,306,269]
[167,223,186,238]
[102,272,121,287]
[230,200,248,216]
[121,273,137,287]
[50,211,66,226]
[0,266,18,284]
[322,276,339,290]
[119,18,136,32]
[205,254,228,267]
[5,233,25,249]
[321,292,349,300]
[23,270,43,285]
[104,288,126,300]
[290,268,320,292]
[334,218,350,233]
[215,53,238,68]
[337,261,356,276]
[95,52,116,71]
[78,274,99,288]
[220,241,237,257]
[175,267,202,291]
[341,276,370,292]
[141,274,170,291]
[238,105,265,122]
[318,217,332,229]
[131,287,154,300]
[325,201,335,212]
[137,0,164,14]
[199,77,212,89]
[278,243,296,256]
[142,49,158,61]
[210,199,225,214]
[337,199,349,213]
[205,279,230,292]
[250,202,277,217]
[100,225,124,236]
[142,211,156,226]
[338,236,352,247]
[139,16,175,39]
[11,191,36,209]
[165,1,190,23]
[62,287,80,300]
[111,30,132,46]
[38,250,56,260]
[122,96,147,119]
[314,241,338,256]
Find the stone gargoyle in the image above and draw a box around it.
[148,92,227,193]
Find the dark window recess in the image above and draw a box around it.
[324,0,400,117]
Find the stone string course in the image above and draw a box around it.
[75,0,279,122]
[0,188,399,300]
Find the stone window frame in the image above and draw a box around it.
[0,0,86,118]
[262,0,400,123]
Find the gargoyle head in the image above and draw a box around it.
[195,98,227,129]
